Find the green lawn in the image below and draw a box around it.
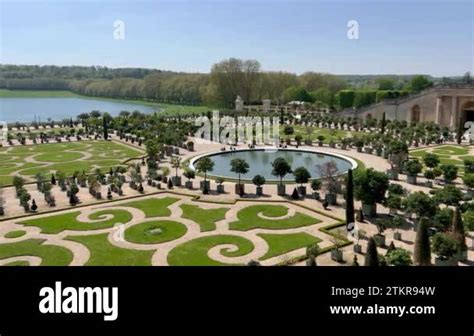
[67,233,153,266]
[432,145,469,156]
[180,204,229,232]
[167,235,254,266]
[229,204,319,231]
[3,260,30,266]
[4,230,27,239]
[19,209,133,234]
[410,145,469,172]
[0,89,79,98]
[124,220,187,244]
[0,140,143,185]
[258,232,322,261]
[121,197,179,217]
[0,239,73,266]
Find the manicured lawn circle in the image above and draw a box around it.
[258,232,322,261]
[124,220,187,244]
[167,235,254,266]
[121,197,179,218]
[229,204,320,231]
[0,239,73,266]
[180,204,229,232]
[67,233,153,266]
[19,209,133,234]
[4,230,27,239]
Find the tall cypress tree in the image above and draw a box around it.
[452,207,467,251]
[380,112,386,135]
[364,237,379,266]
[103,117,109,140]
[414,217,431,266]
[346,169,355,228]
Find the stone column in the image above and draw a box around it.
[450,95,457,128]
[435,96,442,124]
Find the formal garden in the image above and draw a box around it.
[0,140,143,185]
[0,194,347,266]
[0,108,473,266]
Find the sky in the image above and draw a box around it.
[0,0,473,76]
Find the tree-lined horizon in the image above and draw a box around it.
[1,60,468,109]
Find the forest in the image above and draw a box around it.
[0,60,443,110]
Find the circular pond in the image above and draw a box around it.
[190,148,357,182]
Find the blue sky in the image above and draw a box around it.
[0,0,473,76]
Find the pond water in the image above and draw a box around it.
[0,97,158,123]
[191,149,356,182]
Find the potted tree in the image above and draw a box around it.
[293,166,311,197]
[424,169,435,188]
[271,157,292,196]
[195,157,214,194]
[170,156,182,187]
[294,134,303,147]
[183,168,195,189]
[306,243,320,266]
[385,194,402,215]
[330,236,344,263]
[284,126,294,145]
[354,168,389,217]
[432,232,460,266]
[252,175,265,196]
[373,221,386,247]
[440,164,458,184]
[317,135,325,147]
[353,232,362,253]
[230,158,249,196]
[158,167,168,184]
[386,248,413,266]
[310,179,322,200]
[340,137,349,150]
[354,137,364,152]
[186,140,194,152]
[392,215,403,241]
[386,140,408,180]
[216,177,225,193]
[404,159,422,184]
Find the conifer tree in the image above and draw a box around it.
[364,237,379,266]
[414,217,431,265]
[346,169,355,227]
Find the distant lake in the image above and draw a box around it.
[0,97,158,123]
